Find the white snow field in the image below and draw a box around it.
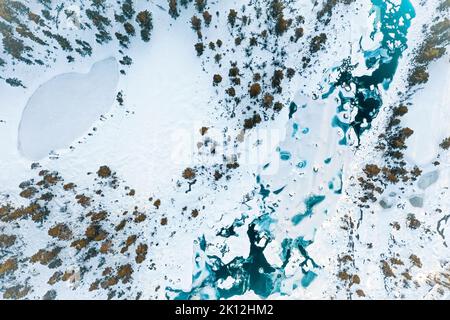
[18,57,119,160]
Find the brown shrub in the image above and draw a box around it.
[249,83,261,98]
[294,27,304,41]
[408,66,429,86]
[91,210,108,221]
[275,15,291,35]
[407,213,421,229]
[71,239,88,250]
[85,224,108,241]
[135,243,148,264]
[97,165,112,178]
[30,247,61,265]
[243,113,262,129]
[0,234,16,248]
[410,254,422,268]
[182,167,196,180]
[381,260,395,277]
[117,264,133,283]
[191,16,201,31]
[440,137,450,150]
[3,285,30,299]
[263,94,274,107]
[202,11,212,26]
[393,105,408,117]
[194,42,204,56]
[20,187,37,199]
[228,9,237,26]
[364,164,381,177]
[191,209,199,218]
[63,183,76,191]
[310,33,327,53]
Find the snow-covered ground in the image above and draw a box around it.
[403,57,450,166]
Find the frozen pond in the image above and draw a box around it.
[18,57,119,160]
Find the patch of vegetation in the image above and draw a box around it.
[48,223,73,240]
[5,77,25,88]
[168,0,179,19]
[310,33,327,53]
[182,167,196,180]
[243,113,262,130]
[136,10,153,42]
[97,166,112,178]
[317,0,356,22]
[75,39,92,57]
[194,42,204,55]
[409,18,449,87]
[0,234,16,248]
[86,9,111,31]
